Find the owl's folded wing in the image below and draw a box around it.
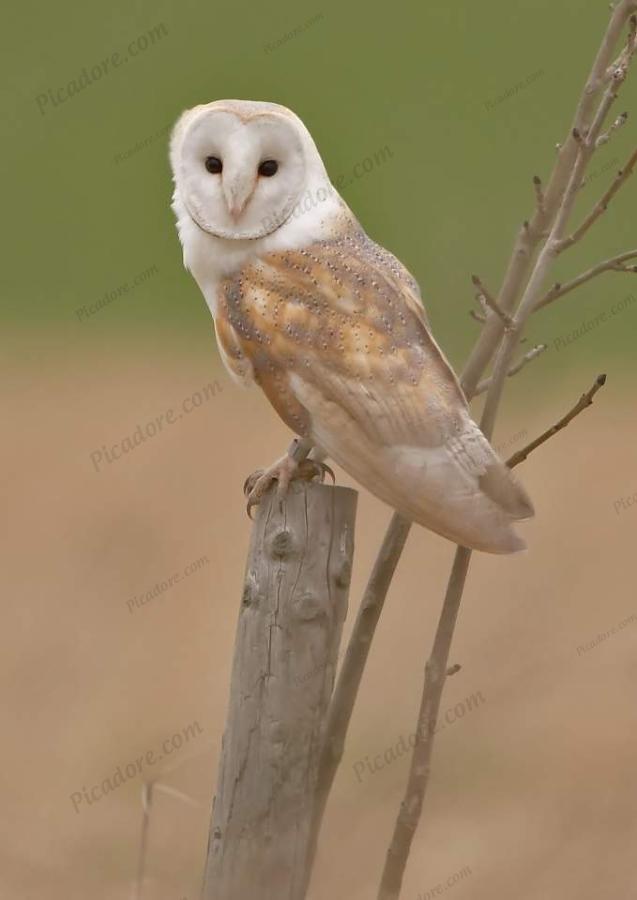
[217,235,533,552]
[287,359,533,553]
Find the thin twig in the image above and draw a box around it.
[480,18,634,440]
[506,374,607,468]
[605,11,637,82]
[535,248,637,309]
[153,782,201,807]
[533,174,545,212]
[596,110,628,146]
[506,342,548,377]
[159,738,215,778]
[305,6,637,898]
[133,782,154,900]
[133,749,210,900]
[461,0,637,397]
[474,343,547,396]
[375,8,636,898]
[556,145,637,252]
[377,373,608,900]
[313,28,630,870]
[376,547,472,900]
[471,274,513,327]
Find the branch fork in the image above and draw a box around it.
[471,274,514,329]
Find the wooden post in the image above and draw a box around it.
[203,481,358,900]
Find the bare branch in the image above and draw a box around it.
[153,782,200,807]
[480,18,635,437]
[376,547,472,900]
[461,1,637,397]
[596,110,628,146]
[304,8,637,899]
[134,782,154,900]
[474,343,548,396]
[533,174,545,213]
[506,374,607,468]
[507,342,548,376]
[630,11,637,47]
[604,11,637,82]
[376,378,610,900]
[134,777,203,900]
[376,9,636,899]
[471,274,513,327]
[556,145,637,252]
[536,248,637,309]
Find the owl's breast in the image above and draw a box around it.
[214,262,317,436]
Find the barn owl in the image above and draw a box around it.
[170,99,533,554]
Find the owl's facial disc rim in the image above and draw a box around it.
[183,190,299,241]
[178,108,307,241]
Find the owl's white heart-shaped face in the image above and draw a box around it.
[172,105,309,240]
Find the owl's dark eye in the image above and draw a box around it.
[204,156,223,174]
[258,159,278,177]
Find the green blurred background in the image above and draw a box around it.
[3,0,636,368]
[3,2,637,899]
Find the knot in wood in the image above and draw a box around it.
[335,559,352,588]
[269,720,286,744]
[269,528,295,560]
[242,575,259,607]
[292,590,324,621]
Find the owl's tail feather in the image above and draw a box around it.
[304,389,534,553]
[382,429,534,554]
[407,465,532,554]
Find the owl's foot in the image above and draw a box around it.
[243,449,334,519]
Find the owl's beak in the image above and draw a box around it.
[223,174,256,220]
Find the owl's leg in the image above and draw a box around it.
[243,438,334,518]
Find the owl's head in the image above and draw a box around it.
[170,99,330,241]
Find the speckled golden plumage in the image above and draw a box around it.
[216,223,462,438]
[213,222,532,552]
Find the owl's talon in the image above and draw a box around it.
[320,462,336,484]
[243,453,335,517]
[243,455,297,517]
[298,459,335,484]
[243,469,265,498]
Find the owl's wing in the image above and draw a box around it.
[217,232,533,553]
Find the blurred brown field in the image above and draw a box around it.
[5,0,637,896]
[2,334,636,900]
